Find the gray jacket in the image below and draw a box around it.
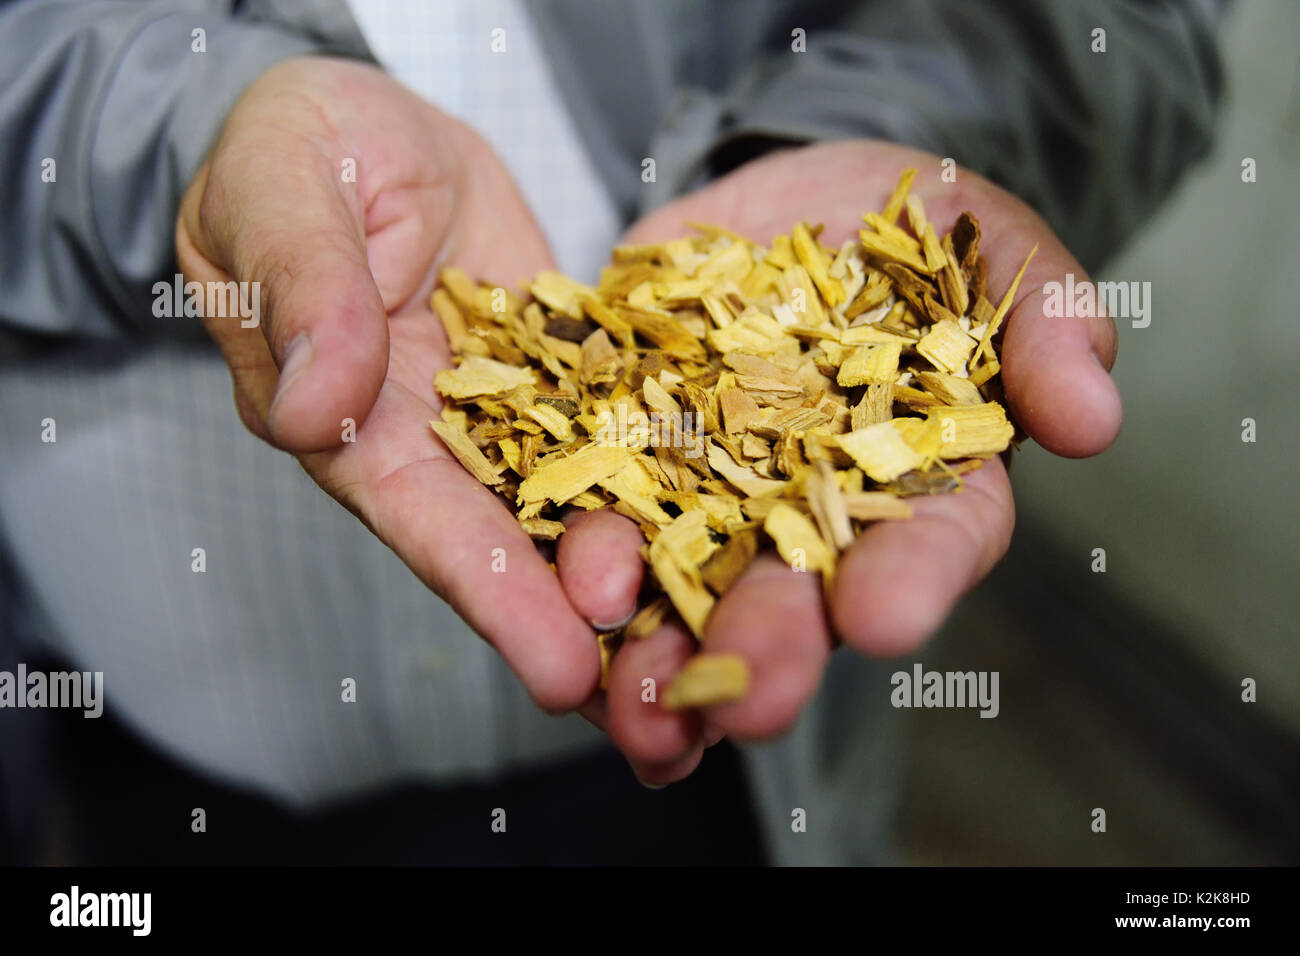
[0,0,1222,340]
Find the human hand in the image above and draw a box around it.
[557,140,1122,783]
[176,57,610,713]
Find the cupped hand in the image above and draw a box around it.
[557,140,1122,784]
[176,57,603,713]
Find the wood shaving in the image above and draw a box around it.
[428,169,1032,705]
[662,653,751,710]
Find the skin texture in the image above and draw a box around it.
[179,60,1121,786]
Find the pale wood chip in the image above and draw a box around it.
[430,420,503,486]
[764,502,836,576]
[926,402,1015,457]
[517,443,634,505]
[434,355,537,400]
[915,371,985,406]
[916,318,977,374]
[837,341,902,387]
[837,422,926,483]
[662,653,750,709]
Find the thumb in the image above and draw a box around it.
[179,140,389,453]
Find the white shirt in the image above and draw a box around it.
[346,0,622,281]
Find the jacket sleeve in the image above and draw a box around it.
[0,0,372,340]
[658,0,1227,269]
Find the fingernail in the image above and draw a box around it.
[635,776,667,791]
[592,608,636,632]
[271,333,313,415]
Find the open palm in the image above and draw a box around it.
[176,58,601,712]
[556,140,1123,784]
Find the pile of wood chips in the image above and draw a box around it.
[429,169,1036,708]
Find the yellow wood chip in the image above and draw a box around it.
[837,341,902,387]
[662,653,750,709]
[916,318,977,374]
[863,214,923,259]
[843,274,894,320]
[431,288,489,357]
[531,270,593,319]
[976,243,1037,364]
[892,416,944,465]
[851,384,894,430]
[969,359,1000,388]
[921,223,947,273]
[641,375,681,416]
[837,422,926,483]
[598,457,673,528]
[858,229,933,275]
[880,167,917,224]
[434,355,537,400]
[843,491,914,521]
[707,441,788,498]
[622,306,707,361]
[625,597,672,641]
[520,517,566,540]
[597,630,618,689]
[429,420,503,486]
[792,222,845,307]
[649,510,717,638]
[580,328,622,386]
[524,403,574,441]
[700,527,759,594]
[805,461,854,550]
[840,323,912,346]
[696,240,753,283]
[517,443,634,505]
[926,402,1015,457]
[765,502,836,576]
[915,371,986,406]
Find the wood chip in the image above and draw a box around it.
[517,443,634,505]
[428,188,1035,703]
[837,422,926,483]
[916,371,985,406]
[764,502,836,576]
[701,525,760,595]
[837,342,902,387]
[625,597,672,641]
[976,244,1037,365]
[434,356,536,399]
[843,491,914,520]
[648,510,717,638]
[662,653,750,710]
[926,402,1015,457]
[916,318,977,375]
[429,420,503,486]
[520,517,566,540]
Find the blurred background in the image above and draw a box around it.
[895,0,1300,864]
